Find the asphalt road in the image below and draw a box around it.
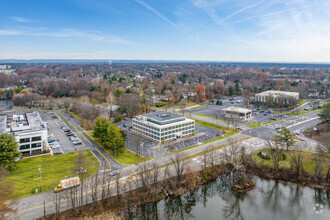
[58,111,126,171]
[243,111,321,141]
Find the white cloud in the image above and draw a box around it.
[0,27,132,45]
[11,16,31,23]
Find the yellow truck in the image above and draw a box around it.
[54,176,80,192]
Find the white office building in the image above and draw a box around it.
[224,106,252,121]
[255,91,299,103]
[132,111,195,143]
[0,111,48,155]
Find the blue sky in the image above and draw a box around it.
[0,0,329,62]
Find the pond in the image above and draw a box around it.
[126,176,329,220]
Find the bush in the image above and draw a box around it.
[281,153,287,160]
[257,151,270,160]
[114,116,122,123]
[154,101,166,107]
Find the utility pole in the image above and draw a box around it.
[39,165,42,192]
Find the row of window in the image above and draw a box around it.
[19,142,42,151]
[19,136,42,143]
[133,121,194,132]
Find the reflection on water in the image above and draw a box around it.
[126,176,329,220]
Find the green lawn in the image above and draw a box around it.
[85,131,153,165]
[188,105,206,110]
[252,148,329,174]
[299,100,307,105]
[5,151,99,198]
[195,113,227,122]
[247,122,262,128]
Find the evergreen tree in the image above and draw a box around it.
[0,133,21,170]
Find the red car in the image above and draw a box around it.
[237,127,243,131]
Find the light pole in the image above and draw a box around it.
[39,165,42,192]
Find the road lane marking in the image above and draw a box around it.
[95,147,111,170]
[287,117,319,129]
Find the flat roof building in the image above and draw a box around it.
[255,90,299,103]
[0,111,48,155]
[132,111,195,143]
[224,106,252,121]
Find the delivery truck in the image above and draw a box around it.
[54,176,80,192]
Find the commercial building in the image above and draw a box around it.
[255,91,299,103]
[0,111,48,155]
[224,106,252,121]
[132,111,195,143]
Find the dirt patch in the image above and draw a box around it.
[303,122,330,142]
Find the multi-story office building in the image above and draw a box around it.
[255,91,299,103]
[132,111,195,143]
[0,111,48,155]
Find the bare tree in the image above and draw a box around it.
[152,161,160,190]
[171,152,188,186]
[267,141,284,172]
[91,172,99,210]
[49,190,65,219]
[288,147,304,178]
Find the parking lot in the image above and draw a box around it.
[41,111,83,154]
[0,100,12,111]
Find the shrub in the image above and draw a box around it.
[114,116,122,123]
[281,153,287,160]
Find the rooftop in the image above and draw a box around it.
[0,111,47,135]
[224,106,251,114]
[256,90,299,96]
[142,111,184,122]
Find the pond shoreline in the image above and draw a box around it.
[49,160,329,219]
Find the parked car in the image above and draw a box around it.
[66,132,75,137]
[61,126,69,130]
[237,127,243,131]
[123,124,127,127]
[52,115,58,118]
[64,129,71,133]
[295,130,300,135]
[109,170,118,176]
[69,136,79,142]
[51,142,60,149]
[72,140,82,145]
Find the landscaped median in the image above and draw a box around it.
[194,113,228,122]
[4,150,99,198]
[85,131,153,165]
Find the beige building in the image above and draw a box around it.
[255,91,299,103]
[224,107,252,121]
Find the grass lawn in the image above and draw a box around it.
[252,148,330,174]
[247,122,262,128]
[5,150,99,198]
[85,131,153,165]
[188,105,206,110]
[195,113,227,122]
[299,100,307,105]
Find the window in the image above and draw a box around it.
[31,142,42,148]
[20,138,30,143]
[31,149,41,153]
[19,144,30,150]
[31,136,41,142]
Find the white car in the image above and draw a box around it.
[50,142,60,149]
[295,130,300,135]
